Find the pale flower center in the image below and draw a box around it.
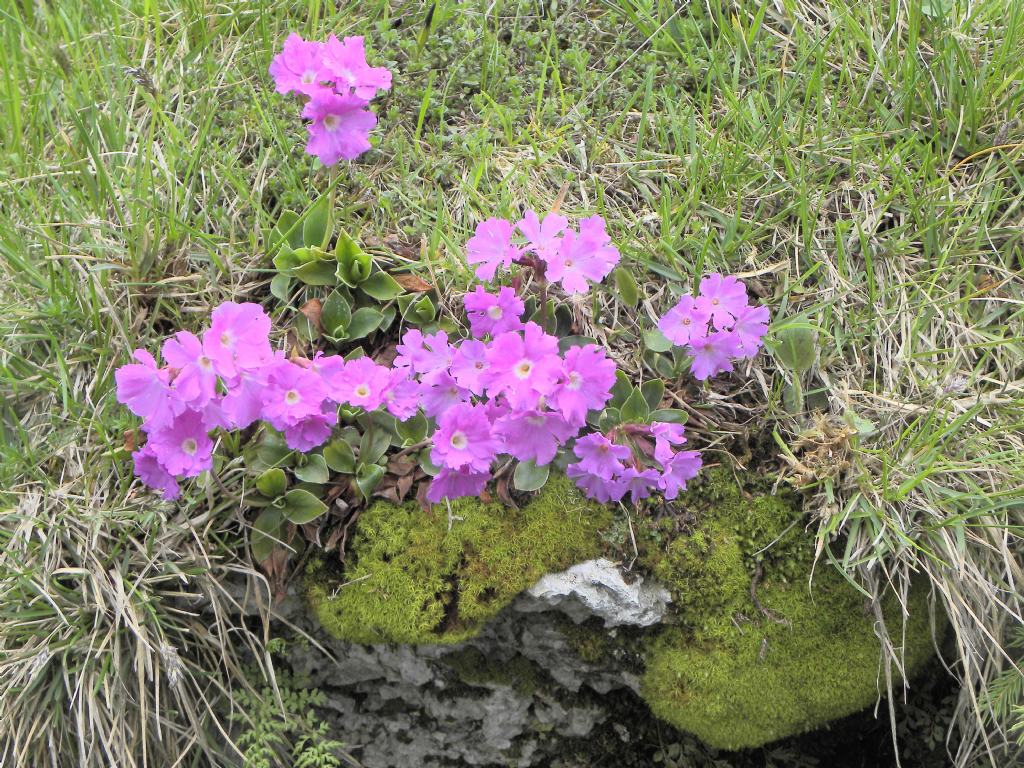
[220,331,234,347]
[182,438,198,456]
[711,297,719,305]
[474,361,484,370]
[450,431,468,450]
[514,359,533,380]
[566,371,583,390]
[354,384,370,398]
[564,258,574,268]
[301,70,317,84]
[323,113,341,131]
[680,316,691,326]
[198,355,213,371]
[487,305,503,320]
[285,389,301,405]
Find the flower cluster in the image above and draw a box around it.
[269,33,391,165]
[466,210,620,294]
[656,273,770,380]
[567,424,702,504]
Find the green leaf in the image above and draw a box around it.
[419,451,441,477]
[620,387,651,423]
[557,335,597,354]
[355,463,385,501]
[403,294,436,325]
[614,266,639,306]
[649,408,688,424]
[302,196,333,249]
[293,257,338,286]
[598,408,621,431]
[359,428,392,466]
[643,328,673,353]
[335,232,372,286]
[323,439,356,473]
[396,411,428,444]
[513,460,549,492]
[609,371,633,409]
[270,273,292,302]
[345,307,384,340]
[652,353,676,380]
[293,311,319,343]
[641,379,664,411]
[272,245,302,272]
[359,271,404,301]
[251,509,284,562]
[254,435,294,470]
[321,289,352,336]
[282,489,328,525]
[773,326,817,373]
[270,209,303,252]
[293,454,329,484]
[256,468,288,498]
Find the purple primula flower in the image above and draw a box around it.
[334,356,391,411]
[382,370,421,421]
[496,409,576,466]
[516,209,567,262]
[261,359,327,430]
[283,405,338,451]
[426,466,490,503]
[466,218,520,281]
[659,450,702,500]
[688,331,743,381]
[146,409,214,478]
[552,344,616,426]
[115,349,182,430]
[545,216,619,294]
[419,369,471,418]
[484,322,562,408]
[269,33,328,97]
[430,403,500,473]
[320,34,392,99]
[657,295,711,347]
[650,421,687,463]
[449,340,489,395]
[697,273,748,329]
[301,90,377,165]
[394,329,453,375]
[567,463,626,503]
[162,331,219,407]
[618,467,661,502]
[571,433,631,480]
[132,444,181,500]
[205,301,273,380]
[221,369,266,430]
[729,304,770,356]
[463,286,525,337]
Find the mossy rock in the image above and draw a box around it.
[638,469,936,750]
[306,474,612,644]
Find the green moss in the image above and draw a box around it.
[442,647,543,695]
[306,474,612,645]
[638,469,936,750]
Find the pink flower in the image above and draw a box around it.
[301,90,377,165]
[657,295,711,347]
[430,403,500,473]
[146,409,214,478]
[320,35,392,100]
[449,340,489,395]
[204,302,272,380]
[162,331,218,407]
[115,349,182,430]
[650,421,687,463]
[697,273,748,329]
[260,360,328,430]
[618,467,661,502]
[283,406,337,451]
[269,33,328,96]
[568,464,625,503]
[466,218,520,281]
[419,369,471,418]
[516,209,567,262]
[221,369,266,429]
[463,286,525,337]
[132,445,181,500]
[688,331,743,381]
[570,433,631,480]
[545,216,619,294]
[552,345,616,426]
[334,357,391,411]
[483,322,562,408]
[659,450,702,500]
[730,304,770,356]
[394,329,453,375]
[426,466,490,503]
[382,370,421,421]
[496,409,576,466]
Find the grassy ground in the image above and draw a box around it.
[1,0,1022,766]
